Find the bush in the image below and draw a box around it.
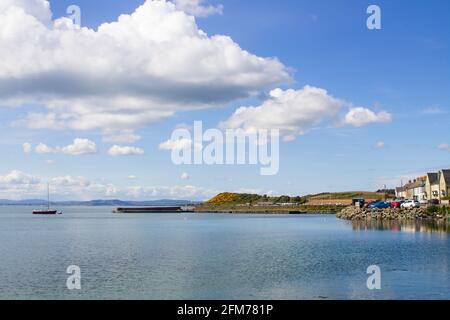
[440,206,450,215]
[427,205,439,214]
[442,196,450,201]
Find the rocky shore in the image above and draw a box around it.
[337,206,448,221]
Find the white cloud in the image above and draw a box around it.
[181,172,190,180]
[375,141,385,149]
[34,139,97,155]
[127,175,138,180]
[172,0,223,17]
[0,170,43,199]
[220,86,390,141]
[438,143,450,152]
[0,169,214,201]
[159,138,200,151]
[35,142,55,154]
[60,139,97,155]
[108,145,145,156]
[0,170,40,185]
[1,0,289,138]
[22,142,32,154]
[51,175,89,188]
[342,107,392,127]
[221,86,343,140]
[0,0,52,24]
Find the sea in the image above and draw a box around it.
[0,206,448,300]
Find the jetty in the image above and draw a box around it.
[113,206,191,214]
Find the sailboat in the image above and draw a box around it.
[33,183,62,215]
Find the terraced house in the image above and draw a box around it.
[425,169,450,200]
[396,169,450,201]
[396,177,426,202]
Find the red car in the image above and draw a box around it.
[391,200,404,208]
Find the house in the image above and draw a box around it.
[426,172,439,200]
[438,169,450,198]
[425,169,450,200]
[395,186,407,199]
[396,178,426,201]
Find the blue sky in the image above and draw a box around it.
[0,0,449,200]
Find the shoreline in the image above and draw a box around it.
[194,204,345,215]
[337,206,449,222]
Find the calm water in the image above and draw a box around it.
[0,206,448,300]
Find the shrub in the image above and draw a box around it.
[427,205,439,214]
[440,206,450,215]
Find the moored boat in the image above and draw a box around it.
[33,183,62,215]
[33,209,59,215]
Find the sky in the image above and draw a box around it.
[0,0,449,200]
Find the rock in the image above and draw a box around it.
[337,206,445,222]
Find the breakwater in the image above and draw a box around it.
[337,206,449,221]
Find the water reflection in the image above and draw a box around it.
[351,219,449,235]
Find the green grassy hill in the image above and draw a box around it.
[206,191,388,206]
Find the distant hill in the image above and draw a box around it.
[0,199,199,206]
[207,193,306,205]
[206,191,387,206]
[307,192,386,200]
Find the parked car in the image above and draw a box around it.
[401,200,420,209]
[428,199,440,205]
[364,201,377,208]
[391,200,405,208]
[368,201,391,209]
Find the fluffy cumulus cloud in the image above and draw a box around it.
[0,170,40,185]
[0,0,52,24]
[108,145,145,156]
[220,86,392,141]
[0,169,229,201]
[22,142,32,154]
[1,0,289,140]
[159,138,201,151]
[172,0,223,17]
[60,139,97,155]
[0,170,42,199]
[33,139,97,155]
[342,107,392,127]
[0,170,118,200]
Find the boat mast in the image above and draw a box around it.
[47,183,50,210]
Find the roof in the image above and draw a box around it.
[402,180,425,190]
[442,169,450,185]
[427,173,438,184]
